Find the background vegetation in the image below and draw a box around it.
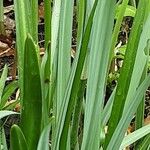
[0,0,150,149]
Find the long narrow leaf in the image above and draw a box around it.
[10,125,28,150]
[37,117,54,150]
[136,133,150,149]
[105,1,147,146]
[134,40,150,148]
[82,0,115,149]
[120,124,150,149]
[0,111,18,119]
[21,35,42,150]
[0,81,18,109]
[24,0,38,43]
[44,0,51,48]
[107,75,150,150]
[0,127,8,150]
[53,0,98,149]
[14,0,28,97]
[0,65,8,102]
[71,79,87,149]
[41,43,51,129]
[51,0,61,62]
[76,0,86,49]
[110,0,129,63]
[124,11,150,111]
[102,87,116,126]
[56,0,73,121]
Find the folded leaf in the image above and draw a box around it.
[0,111,18,119]
[21,35,42,150]
[10,125,28,150]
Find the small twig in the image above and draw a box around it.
[0,47,12,56]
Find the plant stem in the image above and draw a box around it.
[0,0,5,34]
[44,0,51,49]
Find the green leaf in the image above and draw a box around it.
[0,65,8,103]
[76,0,86,49]
[115,4,136,18]
[136,133,150,150]
[105,1,147,146]
[109,0,129,64]
[37,117,54,150]
[51,0,61,63]
[134,40,150,149]
[2,99,19,111]
[56,0,73,122]
[107,75,150,150]
[71,79,87,149]
[21,35,42,150]
[10,125,28,150]
[102,88,116,126]
[44,0,51,48]
[37,125,50,150]
[0,127,8,150]
[0,0,5,35]
[53,0,99,149]
[70,0,86,148]
[24,0,38,43]
[14,0,28,98]
[41,43,51,129]
[81,0,115,149]
[0,81,18,109]
[117,45,127,56]
[120,124,150,149]
[123,14,150,114]
[0,111,18,119]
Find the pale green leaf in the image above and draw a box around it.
[0,65,8,103]
[0,111,18,119]
[107,75,150,150]
[120,124,150,149]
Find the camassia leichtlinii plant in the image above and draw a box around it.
[0,0,150,149]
